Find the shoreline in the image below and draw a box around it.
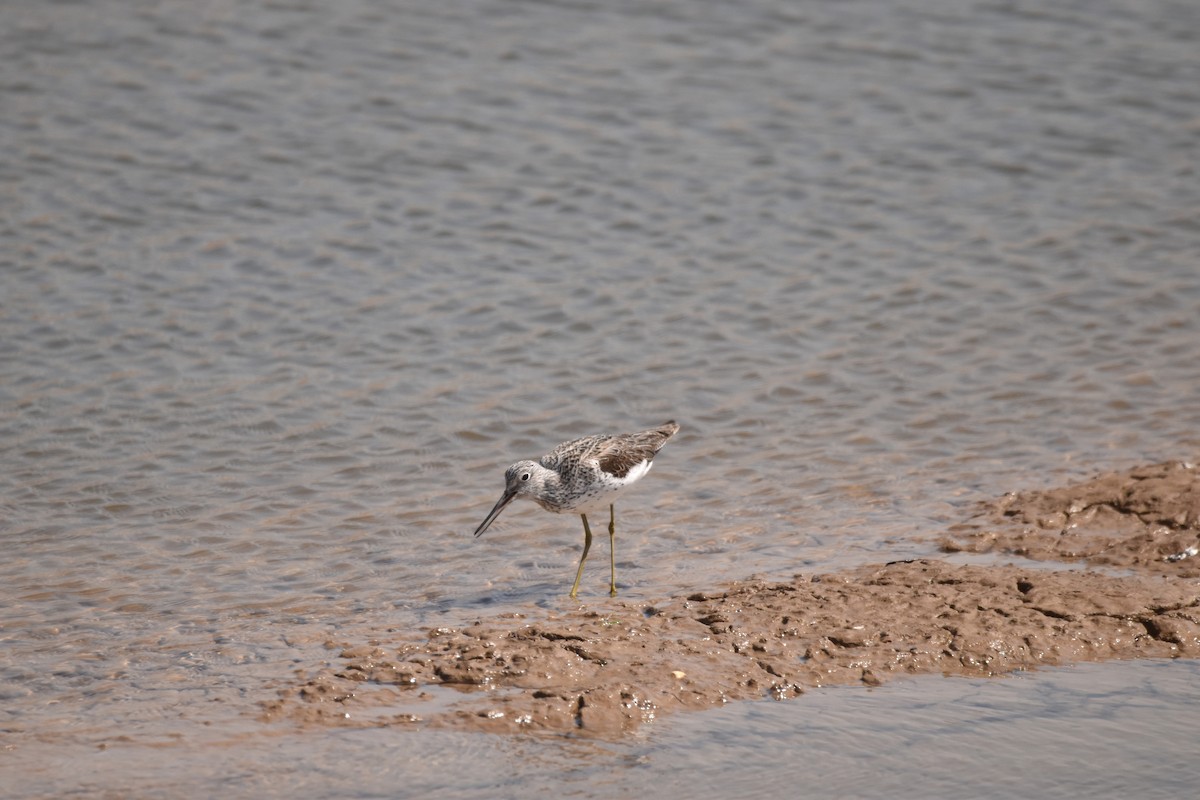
[263,461,1200,736]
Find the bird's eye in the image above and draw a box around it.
[520,472,531,481]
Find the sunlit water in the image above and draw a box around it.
[3,0,1199,795]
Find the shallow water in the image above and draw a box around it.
[10,660,1200,799]
[3,0,1200,795]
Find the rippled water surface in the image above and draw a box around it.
[3,0,1199,795]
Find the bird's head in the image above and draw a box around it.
[472,460,551,537]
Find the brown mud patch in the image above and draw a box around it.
[942,460,1200,577]
[262,462,1200,737]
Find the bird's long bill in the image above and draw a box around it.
[473,490,516,538]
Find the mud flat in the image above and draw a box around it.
[942,459,1200,576]
[262,462,1200,736]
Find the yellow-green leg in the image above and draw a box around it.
[607,503,617,597]
[569,513,593,599]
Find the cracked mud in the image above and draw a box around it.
[262,461,1200,736]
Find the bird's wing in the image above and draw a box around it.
[542,422,678,478]
[589,428,674,479]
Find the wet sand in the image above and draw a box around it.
[263,462,1200,736]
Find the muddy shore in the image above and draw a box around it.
[262,462,1200,736]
